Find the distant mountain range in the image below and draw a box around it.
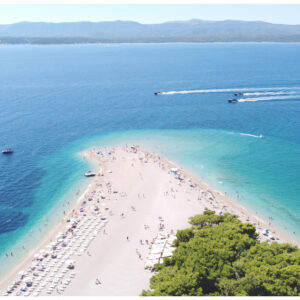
[1,19,300,44]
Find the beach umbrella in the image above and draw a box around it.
[263,229,269,235]
[6,286,13,293]
[18,271,26,277]
[24,277,32,283]
[65,260,74,269]
[46,250,53,256]
[31,261,39,267]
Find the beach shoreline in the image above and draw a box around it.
[145,148,298,247]
[0,152,102,292]
[1,144,299,296]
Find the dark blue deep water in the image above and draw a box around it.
[1,43,300,276]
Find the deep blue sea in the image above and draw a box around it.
[1,43,300,278]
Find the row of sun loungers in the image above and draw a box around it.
[2,215,107,297]
[144,230,177,270]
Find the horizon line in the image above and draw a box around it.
[1,18,300,26]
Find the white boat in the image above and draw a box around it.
[2,148,13,154]
[84,172,96,177]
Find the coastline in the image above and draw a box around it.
[1,144,299,296]
[0,152,101,292]
[152,150,299,247]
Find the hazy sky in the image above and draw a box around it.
[0,5,300,25]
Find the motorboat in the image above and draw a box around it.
[228,99,238,103]
[234,92,243,96]
[259,134,263,139]
[84,172,96,177]
[2,148,13,154]
[154,92,162,95]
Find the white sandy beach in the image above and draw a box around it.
[1,145,299,296]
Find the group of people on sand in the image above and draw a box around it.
[94,146,287,264]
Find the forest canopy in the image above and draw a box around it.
[142,211,300,296]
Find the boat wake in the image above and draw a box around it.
[240,133,263,139]
[242,91,297,96]
[159,87,300,95]
[238,95,300,102]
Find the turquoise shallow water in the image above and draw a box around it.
[1,43,300,278]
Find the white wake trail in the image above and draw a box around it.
[160,87,300,95]
[243,91,297,96]
[238,95,300,102]
[240,133,262,139]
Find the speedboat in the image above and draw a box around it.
[84,172,96,177]
[234,92,243,96]
[2,148,13,154]
[259,134,263,139]
[154,92,162,95]
[228,99,238,103]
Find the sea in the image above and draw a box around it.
[1,43,300,279]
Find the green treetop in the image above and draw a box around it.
[142,211,300,296]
